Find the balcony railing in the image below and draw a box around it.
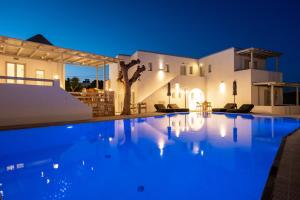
[0,76,56,87]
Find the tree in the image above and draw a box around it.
[65,77,82,92]
[118,59,146,115]
[90,80,103,89]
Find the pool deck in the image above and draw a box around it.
[263,128,300,200]
[0,112,165,131]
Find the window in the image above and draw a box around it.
[36,70,45,85]
[148,63,152,71]
[180,65,187,75]
[6,63,25,84]
[165,64,170,72]
[189,66,193,74]
[208,64,212,73]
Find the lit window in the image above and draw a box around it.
[189,66,193,74]
[165,64,170,72]
[208,64,212,73]
[148,63,152,71]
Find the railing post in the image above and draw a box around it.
[250,50,254,69]
[270,85,274,106]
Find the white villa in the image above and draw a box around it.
[0,34,299,126]
[110,48,300,114]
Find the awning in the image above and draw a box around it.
[0,35,119,67]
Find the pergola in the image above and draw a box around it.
[0,35,119,89]
[253,81,300,106]
[236,48,282,71]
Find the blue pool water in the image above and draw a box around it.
[0,113,299,200]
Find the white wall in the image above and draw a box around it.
[110,48,285,113]
[143,75,206,112]
[0,54,65,88]
[199,48,238,108]
[0,81,92,126]
[110,52,203,113]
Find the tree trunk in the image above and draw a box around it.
[122,84,131,115]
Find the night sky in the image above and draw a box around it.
[0,0,299,82]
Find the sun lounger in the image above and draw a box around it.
[154,104,175,113]
[212,103,237,112]
[167,104,189,112]
[227,104,254,113]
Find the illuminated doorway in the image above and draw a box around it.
[188,88,205,110]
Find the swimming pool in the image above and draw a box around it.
[0,113,299,200]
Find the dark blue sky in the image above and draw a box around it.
[0,0,300,81]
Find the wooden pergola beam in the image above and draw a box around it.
[16,47,23,56]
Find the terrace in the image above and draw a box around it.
[253,81,300,115]
[0,35,119,121]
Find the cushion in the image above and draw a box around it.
[168,104,180,109]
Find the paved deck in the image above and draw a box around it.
[263,128,300,200]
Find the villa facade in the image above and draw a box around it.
[0,34,299,127]
[110,48,299,114]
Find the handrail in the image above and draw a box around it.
[0,76,54,83]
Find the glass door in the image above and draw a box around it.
[6,63,25,84]
[36,70,45,85]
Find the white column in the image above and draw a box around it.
[270,85,274,106]
[250,50,254,69]
[96,65,99,89]
[296,87,299,106]
[103,62,106,91]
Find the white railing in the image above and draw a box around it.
[0,76,58,87]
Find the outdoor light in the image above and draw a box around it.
[219,81,226,94]
[53,163,59,169]
[158,70,164,80]
[53,75,59,79]
[199,63,203,67]
[159,61,164,70]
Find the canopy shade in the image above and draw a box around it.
[0,35,119,67]
[236,48,282,59]
[253,82,300,87]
